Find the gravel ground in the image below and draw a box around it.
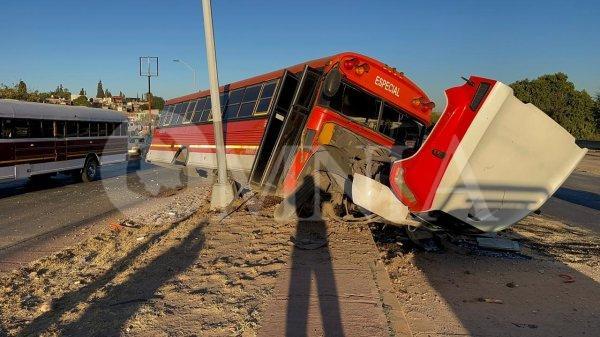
[373,214,600,337]
[0,187,295,336]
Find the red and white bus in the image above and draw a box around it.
[0,100,128,183]
[148,52,585,233]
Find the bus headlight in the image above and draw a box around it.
[394,168,417,205]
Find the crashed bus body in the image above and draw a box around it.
[147,52,586,233]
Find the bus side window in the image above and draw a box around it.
[41,120,54,138]
[78,122,90,137]
[254,80,277,116]
[66,121,78,137]
[13,119,30,138]
[191,98,207,123]
[223,88,244,120]
[183,100,198,124]
[90,122,99,137]
[380,104,423,151]
[238,85,260,118]
[55,121,65,138]
[327,83,379,130]
[99,122,107,137]
[29,120,43,138]
[1,118,12,139]
[107,122,115,136]
[173,102,188,125]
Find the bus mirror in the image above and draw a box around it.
[322,68,342,98]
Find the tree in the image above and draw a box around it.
[96,80,105,98]
[510,73,598,139]
[51,84,71,100]
[0,84,17,99]
[16,80,27,100]
[72,95,90,107]
[595,94,600,134]
[139,94,165,111]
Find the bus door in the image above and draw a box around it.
[249,65,321,193]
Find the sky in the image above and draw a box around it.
[1,0,599,109]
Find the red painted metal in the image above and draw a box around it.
[151,118,268,155]
[388,76,497,212]
[281,106,396,195]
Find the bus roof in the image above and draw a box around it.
[166,52,432,124]
[0,99,127,122]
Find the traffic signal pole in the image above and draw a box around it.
[202,0,234,209]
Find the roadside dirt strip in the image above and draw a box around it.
[257,221,408,337]
[0,185,404,336]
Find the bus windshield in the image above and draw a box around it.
[319,80,425,156]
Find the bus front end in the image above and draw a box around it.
[388,77,587,233]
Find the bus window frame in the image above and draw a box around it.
[253,80,279,117]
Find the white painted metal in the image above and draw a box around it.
[99,153,127,165]
[0,154,126,181]
[429,82,587,232]
[146,148,177,164]
[0,99,126,122]
[352,173,410,224]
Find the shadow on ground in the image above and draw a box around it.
[283,176,344,337]
[374,223,600,336]
[16,218,207,337]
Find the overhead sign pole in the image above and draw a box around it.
[201,0,234,209]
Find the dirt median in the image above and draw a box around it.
[374,214,600,336]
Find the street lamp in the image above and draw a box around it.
[173,59,198,91]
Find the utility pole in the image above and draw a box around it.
[139,57,158,135]
[202,0,234,209]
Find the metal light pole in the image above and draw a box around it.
[202,0,234,209]
[173,59,198,91]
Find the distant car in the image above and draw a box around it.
[128,136,149,158]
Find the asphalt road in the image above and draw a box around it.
[541,170,600,233]
[0,160,198,253]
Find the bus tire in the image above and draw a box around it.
[81,158,99,182]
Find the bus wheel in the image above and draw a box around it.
[81,158,99,182]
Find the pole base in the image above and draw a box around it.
[210,181,235,210]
